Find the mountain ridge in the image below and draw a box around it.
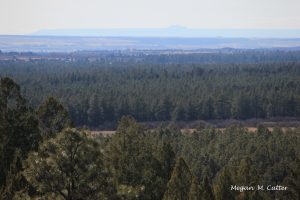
[32,26,300,38]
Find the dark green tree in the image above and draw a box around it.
[156,97,172,121]
[279,159,300,200]
[188,176,200,200]
[36,96,72,138]
[215,94,231,119]
[106,116,165,200]
[199,176,214,200]
[172,104,186,121]
[87,93,103,126]
[163,157,192,200]
[0,77,41,197]
[214,167,236,200]
[202,97,215,120]
[158,142,176,183]
[23,128,118,200]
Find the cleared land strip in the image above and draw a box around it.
[89,127,298,137]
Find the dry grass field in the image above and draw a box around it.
[88,127,297,137]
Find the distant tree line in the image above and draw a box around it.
[1,54,300,127]
[2,49,300,64]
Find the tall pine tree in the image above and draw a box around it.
[163,157,192,200]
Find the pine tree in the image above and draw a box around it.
[87,93,103,126]
[202,97,214,119]
[0,77,41,195]
[280,159,300,200]
[199,176,215,200]
[159,142,176,182]
[0,150,24,200]
[106,116,165,200]
[188,176,200,200]
[172,104,186,121]
[214,167,236,200]
[163,157,192,200]
[23,128,118,200]
[156,97,172,121]
[187,102,197,121]
[215,94,231,119]
[36,96,72,138]
[236,157,258,186]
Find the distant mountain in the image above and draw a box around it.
[32,26,300,38]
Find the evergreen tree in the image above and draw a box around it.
[199,176,214,200]
[156,97,172,121]
[188,176,200,200]
[187,102,197,121]
[279,159,300,200]
[0,77,41,196]
[236,157,258,185]
[202,97,215,120]
[172,104,186,121]
[0,150,25,200]
[232,94,252,119]
[214,167,236,200]
[215,94,231,119]
[159,142,176,182]
[106,116,143,185]
[36,96,72,138]
[106,116,165,200]
[23,128,118,200]
[163,157,192,200]
[87,93,103,126]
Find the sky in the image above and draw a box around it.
[0,0,300,35]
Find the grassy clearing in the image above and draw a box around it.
[89,127,297,137]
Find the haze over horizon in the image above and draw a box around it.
[1,0,300,36]
[1,0,300,52]
[32,26,300,38]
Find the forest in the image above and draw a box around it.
[2,0,300,198]
[0,77,299,200]
[0,50,300,128]
[1,50,300,199]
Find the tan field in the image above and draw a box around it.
[89,127,297,137]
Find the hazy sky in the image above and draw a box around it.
[1,0,300,34]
